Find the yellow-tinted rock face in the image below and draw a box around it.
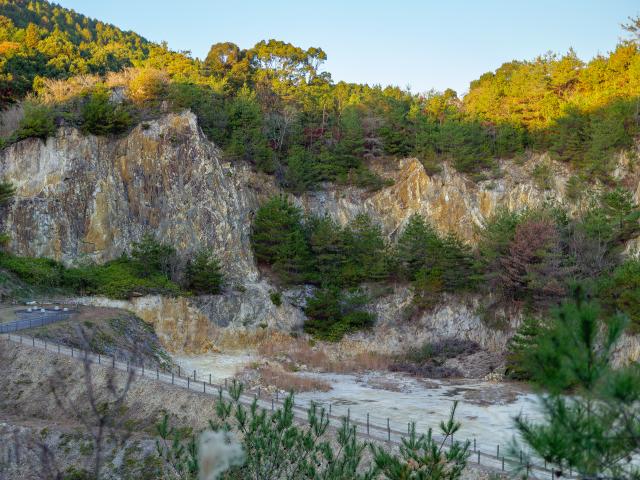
[301,156,575,243]
[2,111,639,355]
[0,111,278,281]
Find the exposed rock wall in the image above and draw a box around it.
[0,111,277,281]
[300,156,573,242]
[74,281,305,352]
[2,112,639,354]
[355,284,514,354]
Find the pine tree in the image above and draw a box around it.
[252,196,311,284]
[185,249,223,294]
[514,287,640,479]
[307,215,346,285]
[505,315,546,380]
[394,214,440,281]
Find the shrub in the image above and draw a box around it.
[0,253,181,299]
[131,234,176,278]
[184,249,223,294]
[303,287,374,341]
[269,291,282,306]
[127,68,169,104]
[167,82,226,144]
[83,258,180,299]
[156,382,469,479]
[80,87,132,135]
[14,103,55,141]
[0,254,65,286]
[598,259,640,332]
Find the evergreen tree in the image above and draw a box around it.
[342,214,389,285]
[251,195,311,284]
[81,87,131,135]
[514,287,640,479]
[307,215,346,285]
[505,315,546,380]
[225,86,274,173]
[394,214,440,281]
[131,233,176,278]
[0,181,15,247]
[185,249,223,294]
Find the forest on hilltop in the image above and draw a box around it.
[0,1,640,346]
[0,0,639,188]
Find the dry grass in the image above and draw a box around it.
[257,335,391,373]
[257,365,331,393]
[38,75,101,104]
[206,329,392,374]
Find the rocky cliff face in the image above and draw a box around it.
[302,155,572,243]
[0,111,276,281]
[2,112,638,354]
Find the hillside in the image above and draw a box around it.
[0,0,638,371]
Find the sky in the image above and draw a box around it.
[57,0,638,95]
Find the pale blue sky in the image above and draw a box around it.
[57,0,638,95]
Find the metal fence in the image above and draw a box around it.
[0,331,568,479]
[0,310,74,333]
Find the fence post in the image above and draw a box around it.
[474,438,476,452]
[193,370,196,381]
[187,377,190,390]
[271,398,274,411]
[209,373,211,385]
[387,418,390,442]
[157,368,159,380]
[329,403,331,416]
[258,387,260,398]
[32,337,35,347]
[178,366,181,377]
[477,451,480,464]
[172,373,174,385]
[367,413,370,435]
[497,444,500,457]
[58,344,60,354]
[347,408,350,421]
[502,457,505,471]
[203,382,205,393]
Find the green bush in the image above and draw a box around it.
[15,103,55,141]
[303,287,374,341]
[0,253,181,299]
[0,254,65,286]
[269,291,282,306]
[81,87,132,135]
[131,234,176,278]
[78,257,180,299]
[598,259,640,332]
[184,249,223,294]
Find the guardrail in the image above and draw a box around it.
[0,331,567,478]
